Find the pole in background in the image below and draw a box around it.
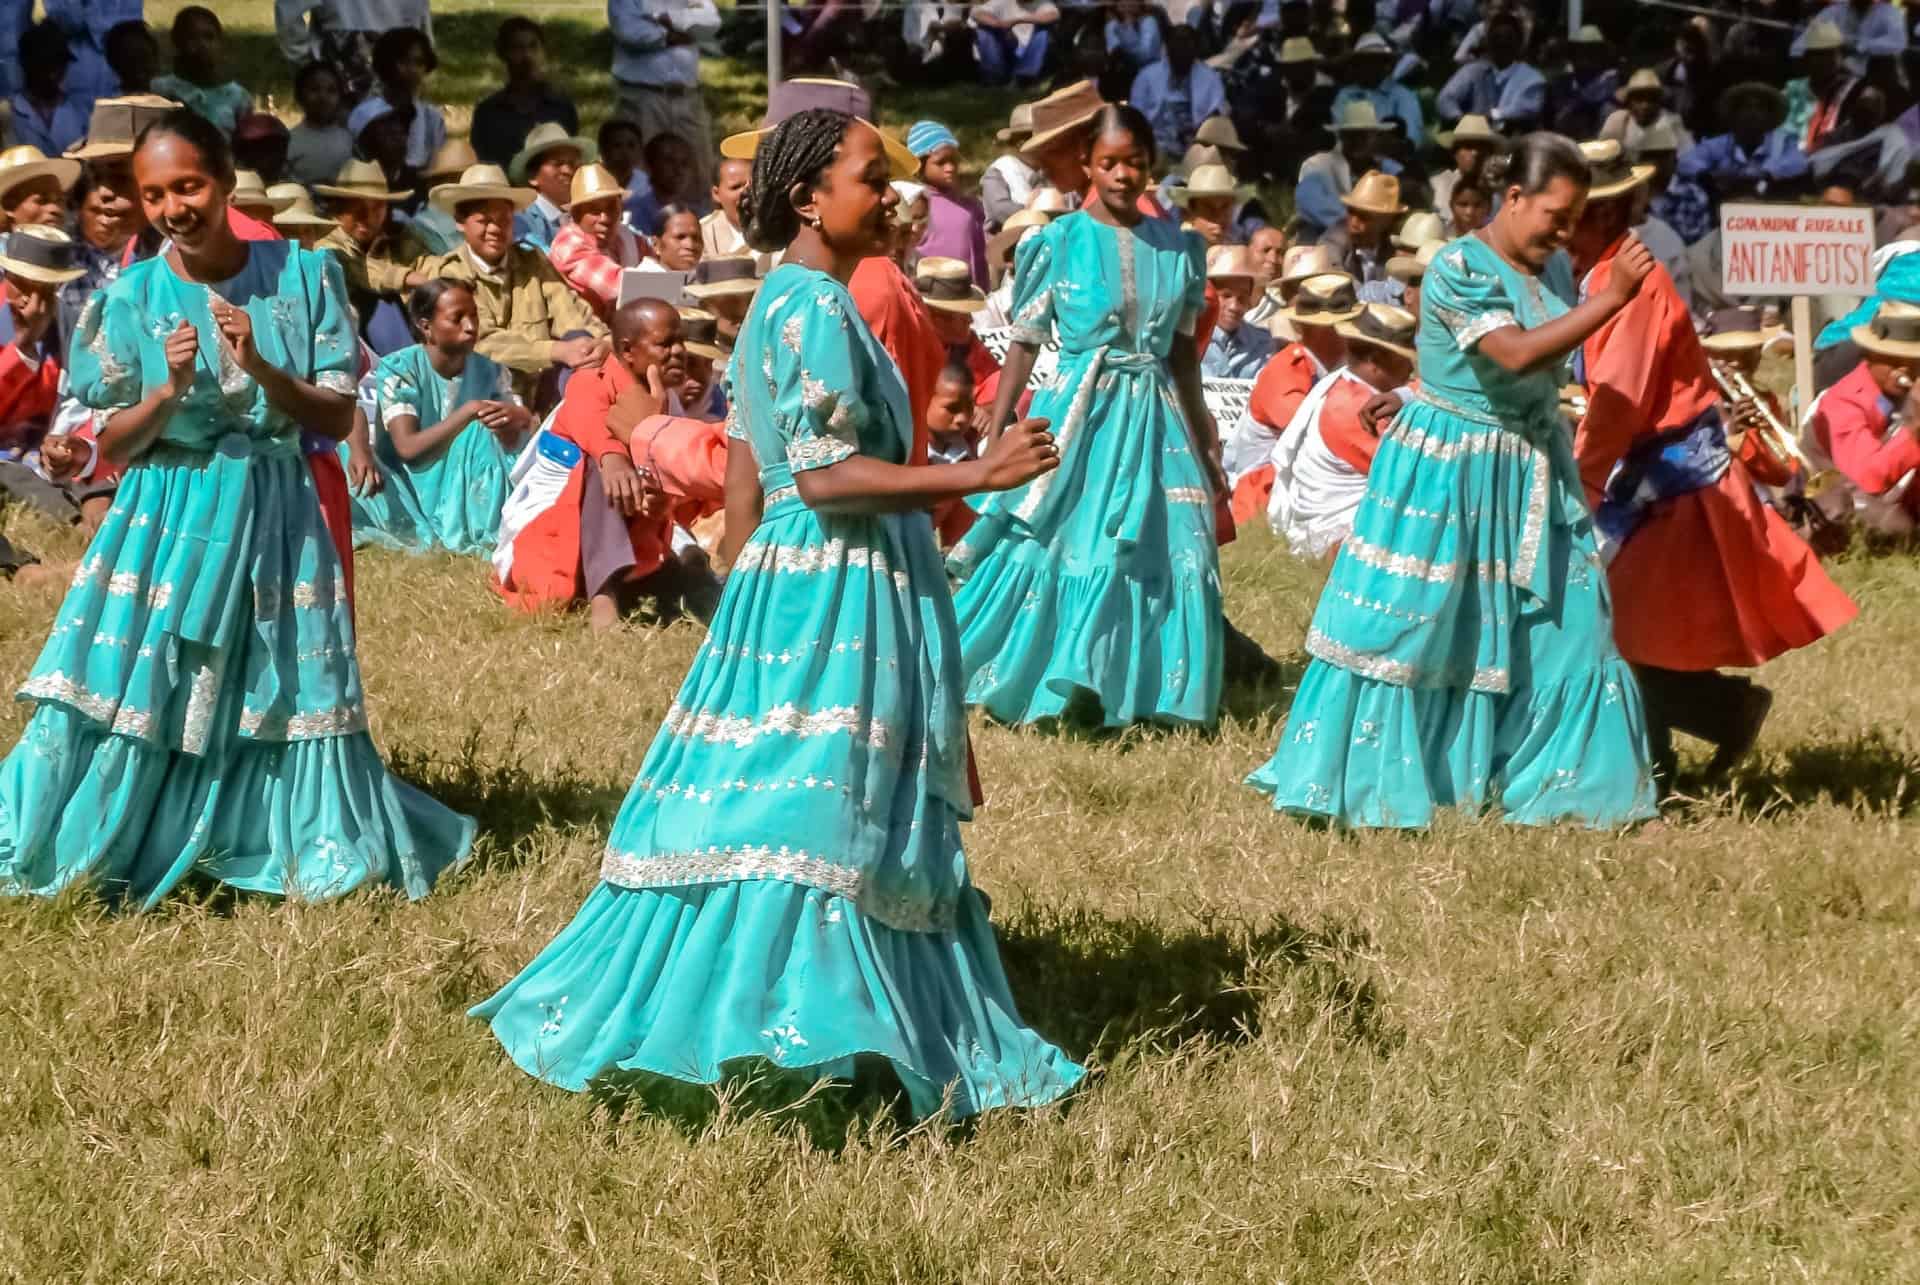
[768,0,784,91]
[1569,0,1583,37]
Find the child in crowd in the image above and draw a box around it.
[12,23,89,158]
[471,18,580,170]
[700,156,752,260]
[102,19,158,98]
[651,203,702,271]
[623,133,699,236]
[1445,179,1490,237]
[287,61,354,188]
[909,120,989,285]
[152,8,253,135]
[889,181,930,270]
[360,27,447,173]
[597,118,650,207]
[511,121,594,252]
[925,360,981,549]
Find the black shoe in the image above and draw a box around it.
[1706,684,1773,778]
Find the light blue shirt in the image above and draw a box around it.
[1202,321,1275,378]
[0,0,28,99]
[514,195,567,253]
[609,0,720,88]
[46,0,142,111]
[1332,80,1423,144]
[8,94,89,157]
[1436,59,1547,131]
[1795,1,1907,75]
[1105,15,1161,65]
[1129,59,1227,158]
[1676,129,1812,188]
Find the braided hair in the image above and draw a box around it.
[739,108,856,254]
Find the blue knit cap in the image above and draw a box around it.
[906,120,959,159]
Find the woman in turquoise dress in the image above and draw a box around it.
[1247,135,1661,828]
[948,104,1226,729]
[0,111,474,906]
[473,109,1085,1119]
[346,279,532,557]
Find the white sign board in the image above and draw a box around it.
[617,267,689,308]
[1720,202,1876,297]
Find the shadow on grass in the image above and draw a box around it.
[1717,729,1920,817]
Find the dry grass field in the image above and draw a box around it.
[3,6,1918,1280]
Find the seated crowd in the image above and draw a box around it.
[5,0,1920,591]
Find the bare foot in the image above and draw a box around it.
[589,592,620,632]
[79,495,111,535]
[11,562,72,587]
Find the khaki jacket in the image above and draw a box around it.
[424,243,609,376]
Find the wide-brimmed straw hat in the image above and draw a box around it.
[510,121,598,184]
[1337,302,1418,361]
[1568,24,1606,45]
[1387,239,1443,283]
[0,145,81,203]
[1277,36,1320,65]
[1020,79,1106,158]
[566,163,627,211]
[66,93,176,161]
[1347,31,1397,60]
[1580,138,1655,201]
[997,101,1035,144]
[720,77,919,179]
[1171,162,1253,207]
[1341,170,1406,216]
[989,207,1052,263]
[1435,113,1499,148]
[269,184,336,232]
[314,159,413,203]
[1193,115,1246,153]
[679,307,727,360]
[423,138,479,183]
[1027,187,1073,216]
[1802,19,1845,52]
[429,163,536,214]
[1394,210,1444,250]
[1206,243,1258,283]
[0,225,86,285]
[1718,82,1788,131]
[683,255,763,300]
[1615,67,1664,105]
[1700,304,1787,353]
[1181,142,1227,174]
[914,256,986,313]
[230,169,292,217]
[1279,243,1336,286]
[1276,272,1363,329]
[1852,301,1920,360]
[1332,100,1388,134]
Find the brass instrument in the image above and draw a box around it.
[1709,359,1816,473]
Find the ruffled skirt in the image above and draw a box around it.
[948,359,1223,727]
[342,424,514,558]
[1248,397,1657,828]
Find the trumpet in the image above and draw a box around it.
[1710,360,1816,473]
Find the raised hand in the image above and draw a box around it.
[208,296,263,377]
[1606,234,1657,303]
[163,318,199,397]
[607,365,668,443]
[979,416,1059,491]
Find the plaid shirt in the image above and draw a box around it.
[1651,182,1714,246]
[547,221,646,320]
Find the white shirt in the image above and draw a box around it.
[1268,366,1377,557]
[1223,344,1328,480]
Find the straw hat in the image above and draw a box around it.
[1700,304,1787,353]
[1276,272,1363,328]
[1568,24,1606,45]
[1193,115,1246,153]
[1277,37,1320,65]
[997,101,1035,145]
[1337,302,1418,361]
[989,207,1052,263]
[720,77,919,179]
[1340,170,1406,216]
[1387,239,1443,283]
[1615,67,1664,104]
[1278,242,1336,286]
[1020,79,1106,158]
[679,307,727,360]
[1852,301,1920,360]
[1332,100,1388,134]
[1347,31,1397,60]
[269,184,336,232]
[1180,143,1227,174]
[66,93,176,161]
[429,163,537,214]
[1171,162,1253,207]
[683,255,763,300]
[509,121,598,184]
[1206,243,1258,282]
[0,145,81,204]
[1579,138,1655,201]
[0,225,85,285]
[914,256,986,313]
[1394,210,1444,250]
[229,169,292,218]
[565,163,627,211]
[314,159,413,203]
[423,138,479,183]
[1803,19,1845,52]
[1435,113,1499,148]
[1027,187,1074,216]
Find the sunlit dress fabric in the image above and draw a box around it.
[344,344,524,557]
[947,211,1224,728]
[1247,235,1658,829]
[473,264,1084,1120]
[0,243,475,907]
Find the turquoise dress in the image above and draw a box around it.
[472,264,1084,1120]
[948,211,1224,728]
[0,243,476,906]
[1247,235,1658,828]
[344,344,523,557]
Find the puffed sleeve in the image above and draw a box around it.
[376,356,421,427]
[1422,242,1519,352]
[1177,228,1207,337]
[1007,222,1057,346]
[768,283,869,475]
[298,249,360,398]
[65,288,144,417]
